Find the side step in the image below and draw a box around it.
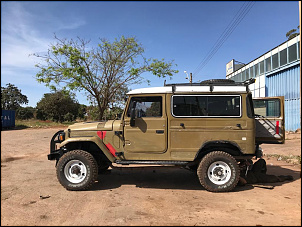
[115,160,189,165]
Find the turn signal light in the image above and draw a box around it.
[58,132,65,142]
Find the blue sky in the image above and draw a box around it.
[1,1,300,107]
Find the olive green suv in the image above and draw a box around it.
[48,79,284,192]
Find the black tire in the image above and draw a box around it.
[200,79,235,84]
[56,150,98,191]
[197,151,239,192]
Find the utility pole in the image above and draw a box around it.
[299,1,301,131]
[184,71,193,83]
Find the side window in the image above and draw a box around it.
[207,96,240,116]
[172,96,207,116]
[127,96,162,118]
[172,95,241,117]
[253,99,280,117]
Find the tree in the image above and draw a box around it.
[286,25,300,40]
[16,107,35,120]
[77,104,87,120]
[33,35,178,120]
[36,91,80,123]
[1,83,28,110]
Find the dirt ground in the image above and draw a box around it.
[1,127,301,226]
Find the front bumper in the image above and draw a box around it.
[48,130,65,160]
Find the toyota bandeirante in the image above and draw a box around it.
[48,79,284,192]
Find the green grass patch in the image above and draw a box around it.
[264,153,301,164]
[14,119,76,129]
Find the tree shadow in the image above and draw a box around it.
[89,164,300,192]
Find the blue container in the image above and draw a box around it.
[1,110,15,129]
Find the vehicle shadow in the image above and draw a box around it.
[89,164,300,192]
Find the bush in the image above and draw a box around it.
[36,91,80,123]
[16,107,35,120]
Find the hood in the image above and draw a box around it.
[67,120,115,131]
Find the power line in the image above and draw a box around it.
[193,1,255,77]
[194,2,254,76]
[193,1,254,76]
[193,2,250,75]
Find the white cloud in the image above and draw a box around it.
[1,1,86,69]
[1,1,86,106]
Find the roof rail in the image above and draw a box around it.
[164,78,255,87]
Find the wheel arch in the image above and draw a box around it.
[61,137,115,163]
[194,140,243,162]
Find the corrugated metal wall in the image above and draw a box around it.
[266,64,301,131]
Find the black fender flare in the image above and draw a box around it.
[194,140,243,161]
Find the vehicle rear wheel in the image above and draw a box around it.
[56,150,98,191]
[197,151,239,192]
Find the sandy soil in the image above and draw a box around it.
[1,127,301,226]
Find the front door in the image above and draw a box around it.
[253,96,285,144]
[123,95,167,153]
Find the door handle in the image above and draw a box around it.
[156,130,164,134]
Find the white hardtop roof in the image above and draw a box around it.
[127,85,249,95]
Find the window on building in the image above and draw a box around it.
[259,61,264,74]
[272,53,279,70]
[246,68,249,80]
[241,70,246,81]
[254,63,259,77]
[298,42,300,58]
[238,72,242,81]
[280,48,287,66]
[172,95,241,117]
[232,75,236,82]
[250,66,254,78]
[288,43,297,63]
[265,57,271,72]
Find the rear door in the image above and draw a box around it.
[253,96,285,144]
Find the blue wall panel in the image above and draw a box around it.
[1,110,15,129]
[284,99,300,131]
[266,64,300,131]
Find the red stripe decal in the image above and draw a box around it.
[97,131,116,157]
[105,143,116,157]
[97,131,106,140]
[276,121,279,134]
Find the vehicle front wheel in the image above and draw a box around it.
[197,151,239,192]
[56,150,98,191]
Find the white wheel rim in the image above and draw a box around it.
[64,160,87,184]
[207,161,232,185]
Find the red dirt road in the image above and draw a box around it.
[1,128,301,226]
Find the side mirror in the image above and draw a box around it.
[115,113,122,120]
[130,101,136,127]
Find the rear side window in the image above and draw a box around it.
[172,95,241,117]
